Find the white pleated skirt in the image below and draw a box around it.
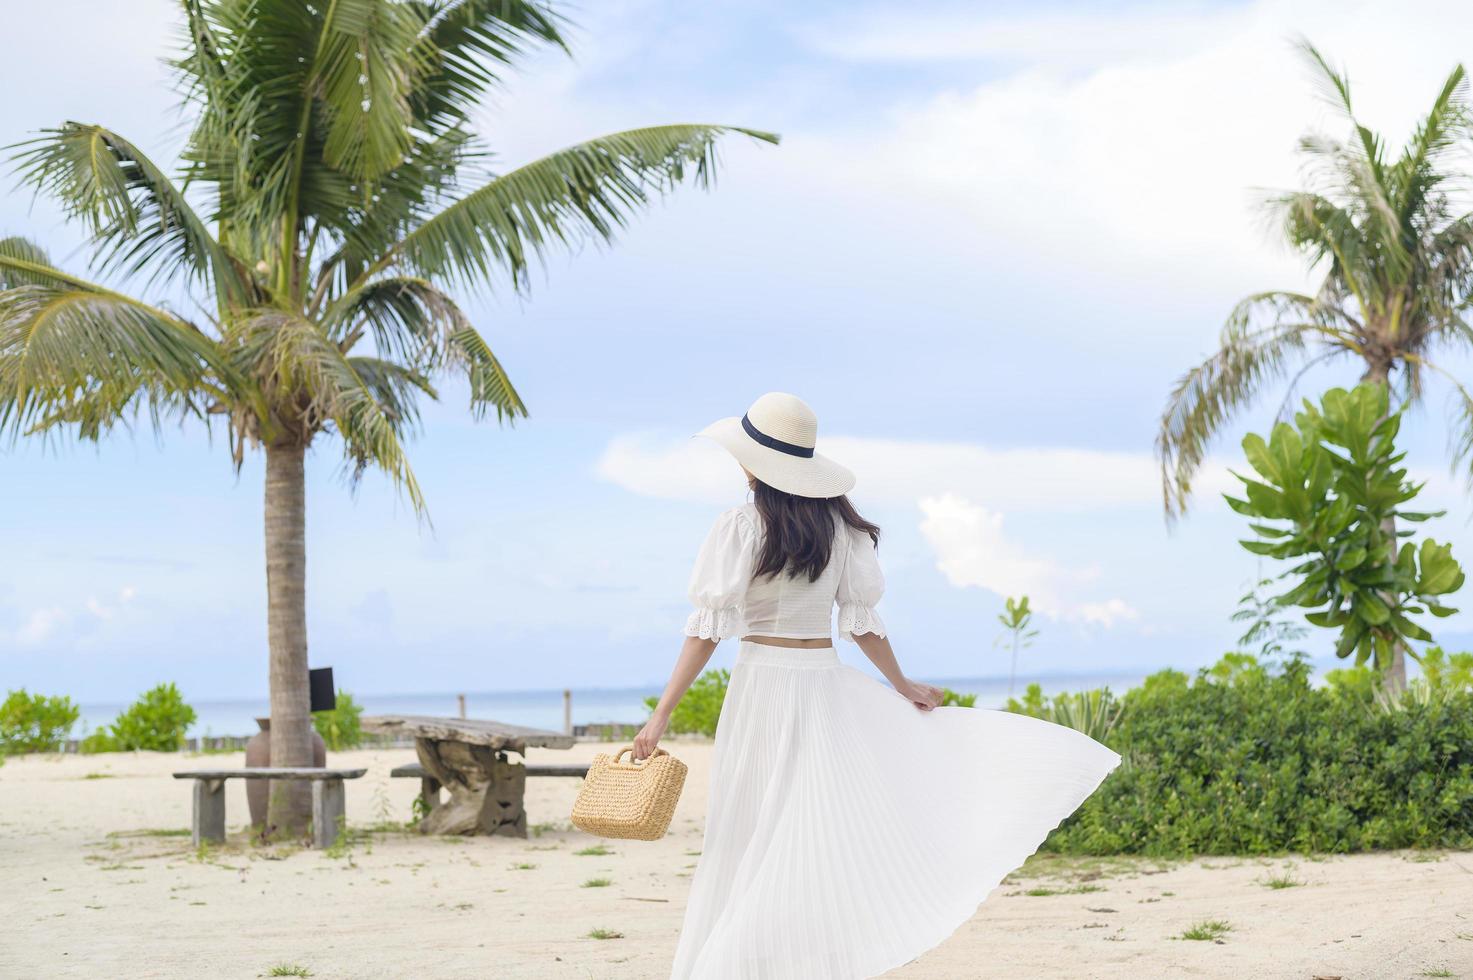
[670,642,1121,980]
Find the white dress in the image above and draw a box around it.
[670,505,1121,980]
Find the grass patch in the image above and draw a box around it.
[575,845,614,857]
[1177,920,1233,942]
[1420,970,1454,978]
[582,878,613,888]
[1019,884,1106,897]
[1261,873,1304,890]
[266,966,313,978]
[510,862,537,871]
[530,820,570,838]
[587,928,624,940]
[82,773,115,780]
[111,828,190,839]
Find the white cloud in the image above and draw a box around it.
[15,607,67,645]
[596,431,1237,512]
[918,494,1138,627]
[787,0,1473,291]
[596,432,1155,628]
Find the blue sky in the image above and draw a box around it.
[7,0,1473,702]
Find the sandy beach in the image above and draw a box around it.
[3,742,1469,980]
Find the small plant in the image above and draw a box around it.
[1177,920,1233,942]
[575,845,613,857]
[1007,685,1123,742]
[1021,884,1104,897]
[83,683,196,752]
[581,878,612,888]
[1261,873,1303,890]
[510,862,537,871]
[1231,578,1309,663]
[266,966,313,978]
[0,689,80,754]
[1419,969,1454,978]
[995,596,1039,697]
[312,690,363,751]
[939,689,976,707]
[587,928,623,940]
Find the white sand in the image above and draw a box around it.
[3,743,1470,979]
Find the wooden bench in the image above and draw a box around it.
[172,768,367,849]
[390,761,588,824]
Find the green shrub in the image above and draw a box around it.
[0,689,80,754]
[645,669,728,737]
[83,683,196,753]
[940,688,976,707]
[1044,654,1473,855]
[313,690,363,750]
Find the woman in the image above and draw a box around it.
[636,393,1120,980]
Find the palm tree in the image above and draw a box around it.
[1157,41,1473,688]
[0,0,775,835]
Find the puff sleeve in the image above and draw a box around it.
[684,507,759,640]
[837,526,887,642]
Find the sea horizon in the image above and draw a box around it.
[76,667,1157,739]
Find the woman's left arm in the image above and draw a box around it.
[634,635,719,760]
[853,632,942,711]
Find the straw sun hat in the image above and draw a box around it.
[698,392,856,499]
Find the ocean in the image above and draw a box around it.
[75,671,1149,738]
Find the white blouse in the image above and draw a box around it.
[684,503,887,643]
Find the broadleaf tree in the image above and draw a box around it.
[1226,385,1464,687]
[0,0,777,835]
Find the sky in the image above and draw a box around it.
[7,0,1473,703]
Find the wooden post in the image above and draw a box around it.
[563,689,572,735]
[312,778,346,849]
[457,694,466,719]
[192,778,225,847]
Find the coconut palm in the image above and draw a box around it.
[0,0,775,834]
[1156,42,1473,687]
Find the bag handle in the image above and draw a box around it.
[612,745,666,766]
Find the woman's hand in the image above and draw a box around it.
[898,679,943,712]
[633,714,669,761]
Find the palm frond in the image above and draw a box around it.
[1158,294,1341,519]
[228,311,425,511]
[449,321,525,422]
[409,0,566,133]
[370,124,780,291]
[0,283,217,441]
[0,237,95,290]
[323,275,525,421]
[9,123,247,304]
[315,0,432,180]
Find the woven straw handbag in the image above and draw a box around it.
[571,745,687,841]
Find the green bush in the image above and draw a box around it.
[940,688,976,707]
[645,669,729,737]
[82,683,197,753]
[1044,654,1473,855]
[313,690,363,750]
[0,689,80,754]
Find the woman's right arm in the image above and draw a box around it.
[854,632,942,711]
[634,636,718,760]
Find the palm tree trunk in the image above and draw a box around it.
[1362,358,1408,693]
[264,440,314,834]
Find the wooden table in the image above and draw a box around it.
[362,715,575,837]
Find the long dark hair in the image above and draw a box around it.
[751,479,881,583]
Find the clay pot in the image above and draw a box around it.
[245,717,327,828]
